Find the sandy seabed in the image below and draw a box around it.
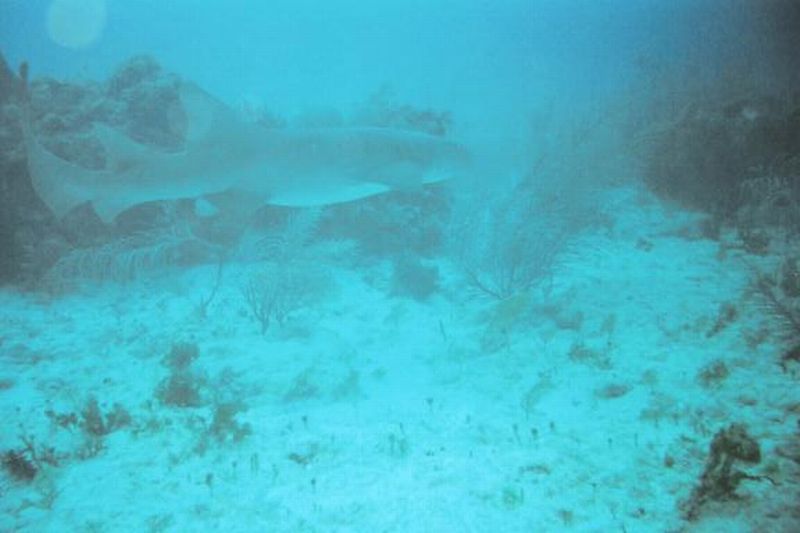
[1,184,798,532]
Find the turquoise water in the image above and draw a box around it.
[1,1,799,531]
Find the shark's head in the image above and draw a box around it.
[253,125,472,207]
[350,127,471,188]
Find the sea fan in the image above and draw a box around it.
[754,274,800,340]
[448,177,591,300]
[751,271,800,370]
[43,222,218,287]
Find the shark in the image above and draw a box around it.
[23,81,470,223]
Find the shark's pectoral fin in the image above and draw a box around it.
[179,82,241,144]
[195,189,266,220]
[368,161,424,190]
[267,178,391,207]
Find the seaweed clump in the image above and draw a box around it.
[680,423,770,521]
[156,342,206,407]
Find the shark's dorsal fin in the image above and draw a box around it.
[179,82,240,144]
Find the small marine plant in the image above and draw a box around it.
[594,382,631,399]
[283,369,319,402]
[501,485,525,510]
[386,424,411,459]
[568,340,612,369]
[195,254,225,319]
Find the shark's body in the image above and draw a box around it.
[25,83,469,222]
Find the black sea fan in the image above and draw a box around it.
[1,449,38,482]
[752,272,800,370]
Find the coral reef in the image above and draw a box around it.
[353,85,452,136]
[638,90,800,221]
[319,188,448,258]
[104,56,184,150]
[80,396,131,437]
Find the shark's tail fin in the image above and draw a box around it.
[19,62,107,221]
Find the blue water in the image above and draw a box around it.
[1,1,799,531]
[1,1,762,142]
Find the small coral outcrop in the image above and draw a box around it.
[680,423,771,521]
